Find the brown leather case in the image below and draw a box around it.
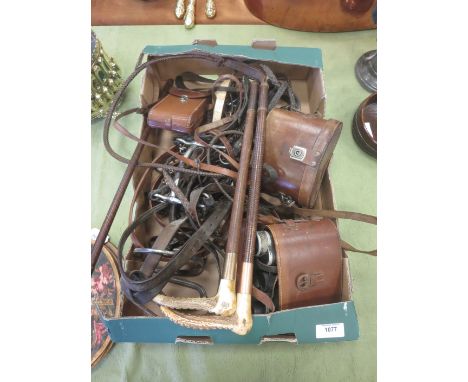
[263,109,342,207]
[147,88,209,134]
[267,219,343,310]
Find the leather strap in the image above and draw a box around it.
[252,286,276,313]
[194,116,234,135]
[189,183,234,213]
[260,192,377,254]
[139,217,187,278]
[168,87,211,99]
[259,64,299,111]
[162,170,199,225]
[193,118,240,170]
[190,74,245,170]
[255,258,277,274]
[220,57,266,82]
[268,80,289,111]
[113,112,238,179]
[119,200,232,305]
[175,72,214,88]
[257,214,282,225]
[261,192,376,224]
[291,207,377,225]
[128,149,173,248]
[341,240,377,256]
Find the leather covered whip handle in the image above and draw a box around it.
[91,127,150,274]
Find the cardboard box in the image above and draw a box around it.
[101,43,359,344]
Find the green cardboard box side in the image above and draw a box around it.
[101,43,359,345]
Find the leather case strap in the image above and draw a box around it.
[168,87,211,98]
[260,192,377,255]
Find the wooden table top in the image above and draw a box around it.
[92,0,264,26]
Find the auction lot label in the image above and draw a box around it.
[316,323,345,338]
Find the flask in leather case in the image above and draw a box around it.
[267,219,343,310]
[263,109,342,207]
[147,88,210,134]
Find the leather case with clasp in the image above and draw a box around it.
[267,219,343,310]
[263,109,342,208]
[147,88,209,134]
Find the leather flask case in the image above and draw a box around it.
[147,87,209,134]
[263,109,342,207]
[267,219,343,310]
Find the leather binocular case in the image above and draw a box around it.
[147,87,210,134]
[262,109,342,208]
[264,219,343,310]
